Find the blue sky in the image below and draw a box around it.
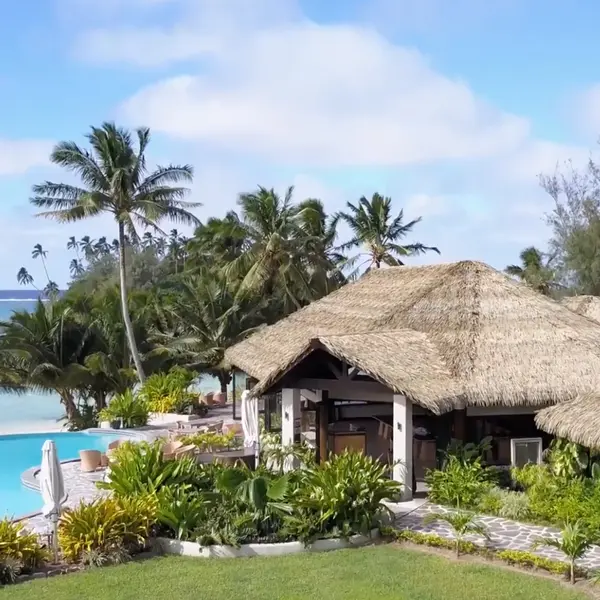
[1,0,599,287]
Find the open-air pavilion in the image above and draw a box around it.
[226,260,600,500]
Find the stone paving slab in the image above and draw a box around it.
[395,502,600,571]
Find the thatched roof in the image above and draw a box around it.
[561,295,600,324]
[536,393,600,448]
[226,261,600,413]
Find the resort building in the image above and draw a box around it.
[226,261,600,500]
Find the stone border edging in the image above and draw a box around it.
[154,529,380,558]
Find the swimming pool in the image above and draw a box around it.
[0,431,126,519]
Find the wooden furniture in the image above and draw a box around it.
[328,431,367,455]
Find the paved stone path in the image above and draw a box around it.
[24,462,110,536]
[395,502,600,571]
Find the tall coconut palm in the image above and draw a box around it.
[30,122,200,383]
[335,193,439,272]
[67,236,81,261]
[44,281,60,299]
[69,259,85,278]
[505,246,556,295]
[95,236,111,256]
[79,236,97,262]
[16,267,35,288]
[224,186,335,310]
[32,243,51,283]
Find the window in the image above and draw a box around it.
[510,437,543,468]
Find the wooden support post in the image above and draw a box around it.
[453,408,467,442]
[318,391,329,463]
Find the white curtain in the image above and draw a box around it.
[241,390,259,449]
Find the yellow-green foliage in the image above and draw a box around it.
[58,496,157,563]
[0,518,48,570]
[391,528,576,578]
[394,529,478,554]
[496,550,573,576]
[180,430,238,452]
[139,368,197,414]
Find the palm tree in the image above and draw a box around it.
[69,259,85,278]
[505,246,556,295]
[79,236,97,262]
[423,510,489,558]
[335,193,439,272]
[16,267,35,288]
[155,275,260,392]
[110,238,120,255]
[32,243,51,283]
[43,281,60,299]
[95,236,111,256]
[0,301,93,421]
[532,520,593,584]
[142,231,154,250]
[67,236,81,261]
[223,186,336,310]
[30,122,200,383]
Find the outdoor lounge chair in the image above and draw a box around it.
[173,444,197,459]
[162,440,184,460]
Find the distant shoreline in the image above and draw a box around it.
[0,420,64,436]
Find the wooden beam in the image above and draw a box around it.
[453,409,467,442]
[325,360,343,380]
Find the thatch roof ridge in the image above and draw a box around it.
[536,393,600,448]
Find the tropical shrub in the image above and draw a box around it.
[180,431,240,453]
[532,519,595,584]
[98,440,209,497]
[156,485,213,541]
[478,487,530,520]
[139,367,198,414]
[58,495,157,563]
[0,519,47,583]
[546,439,588,479]
[216,466,292,539]
[513,464,593,525]
[286,451,400,542]
[98,390,149,428]
[426,455,495,508]
[423,510,490,557]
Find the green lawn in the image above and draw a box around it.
[1,546,589,600]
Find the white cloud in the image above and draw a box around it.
[116,23,530,167]
[0,140,53,176]
[64,0,588,273]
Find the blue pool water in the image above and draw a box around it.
[0,431,125,519]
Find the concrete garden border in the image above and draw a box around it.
[154,529,380,558]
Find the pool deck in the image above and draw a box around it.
[18,406,235,535]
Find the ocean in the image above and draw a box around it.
[0,292,224,433]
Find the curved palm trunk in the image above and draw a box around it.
[59,391,79,422]
[118,222,146,383]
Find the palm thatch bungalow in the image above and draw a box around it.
[561,295,600,324]
[225,261,600,500]
[535,393,600,449]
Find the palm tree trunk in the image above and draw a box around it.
[570,559,575,584]
[455,540,460,558]
[60,391,79,422]
[118,222,146,383]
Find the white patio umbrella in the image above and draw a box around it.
[39,440,65,563]
[241,390,259,464]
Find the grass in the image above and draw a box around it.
[1,546,589,600]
